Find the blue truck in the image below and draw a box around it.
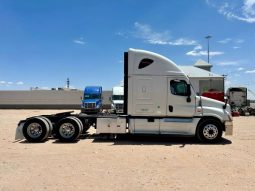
[81,86,103,114]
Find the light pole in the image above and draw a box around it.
[205,35,212,64]
[67,78,70,89]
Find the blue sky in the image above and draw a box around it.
[0,0,255,98]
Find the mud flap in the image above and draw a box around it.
[15,122,25,140]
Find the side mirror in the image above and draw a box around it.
[80,96,83,100]
[109,97,112,101]
[223,96,229,109]
[187,84,191,96]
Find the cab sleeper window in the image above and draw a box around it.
[138,58,153,69]
[170,80,188,96]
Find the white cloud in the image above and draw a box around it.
[235,39,245,43]
[186,50,207,56]
[0,80,24,86]
[133,22,197,46]
[233,46,241,49]
[245,69,255,73]
[207,0,255,23]
[73,37,85,45]
[186,51,224,57]
[115,32,129,38]
[73,40,85,45]
[0,81,12,86]
[16,81,24,85]
[194,45,202,50]
[0,81,6,85]
[216,61,239,66]
[238,67,244,71]
[218,38,232,44]
[243,0,255,16]
[186,45,224,57]
[133,22,170,44]
[168,38,197,46]
[218,38,244,45]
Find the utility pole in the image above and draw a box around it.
[205,35,212,64]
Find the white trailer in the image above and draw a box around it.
[15,49,233,143]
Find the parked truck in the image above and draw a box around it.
[81,86,102,114]
[15,49,233,143]
[111,86,124,114]
[227,87,247,108]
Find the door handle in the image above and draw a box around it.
[169,105,173,112]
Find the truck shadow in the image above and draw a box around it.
[17,134,232,146]
[90,134,232,146]
[18,139,80,144]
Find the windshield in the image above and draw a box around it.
[112,95,124,100]
[84,94,100,99]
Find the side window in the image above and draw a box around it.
[170,80,188,96]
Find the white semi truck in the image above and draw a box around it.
[111,86,124,114]
[227,87,248,108]
[15,49,233,143]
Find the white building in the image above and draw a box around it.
[180,59,224,95]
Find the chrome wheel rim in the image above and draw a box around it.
[27,123,43,138]
[203,124,218,140]
[59,123,75,138]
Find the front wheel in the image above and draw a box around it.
[196,119,223,143]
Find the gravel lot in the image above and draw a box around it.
[0,110,255,191]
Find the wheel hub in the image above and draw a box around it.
[27,123,43,138]
[203,124,218,140]
[59,123,75,138]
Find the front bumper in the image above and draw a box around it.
[81,108,100,114]
[225,121,233,135]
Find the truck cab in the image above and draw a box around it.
[81,86,102,114]
[122,49,233,141]
[111,86,124,113]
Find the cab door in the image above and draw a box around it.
[166,78,196,117]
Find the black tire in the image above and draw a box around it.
[196,119,223,143]
[69,116,83,134]
[40,116,53,138]
[77,114,90,133]
[56,117,83,142]
[23,117,50,142]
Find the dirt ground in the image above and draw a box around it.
[0,110,255,191]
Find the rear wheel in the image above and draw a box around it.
[56,117,83,142]
[196,119,223,143]
[23,117,51,142]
